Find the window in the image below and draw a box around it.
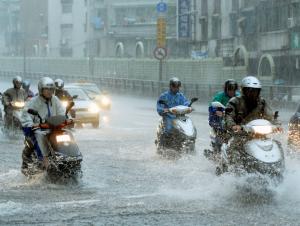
[200,18,208,41]
[214,0,221,14]
[232,0,239,12]
[61,0,73,14]
[240,9,256,35]
[211,16,221,39]
[258,1,288,32]
[201,0,208,16]
[60,24,73,48]
[242,0,258,9]
[230,12,238,36]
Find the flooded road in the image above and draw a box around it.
[0,85,300,225]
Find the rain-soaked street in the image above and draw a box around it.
[0,81,300,225]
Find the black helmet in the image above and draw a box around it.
[224,79,238,93]
[54,79,64,89]
[22,80,31,90]
[169,77,181,88]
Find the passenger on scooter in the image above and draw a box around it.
[224,76,275,164]
[22,80,34,100]
[157,77,190,142]
[54,79,72,101]
[2,76,26,129]
[209,79,239,130]
[212,79,239,107]
[54,78,75,118]
[207,80,239,153]
[20,77,65,171]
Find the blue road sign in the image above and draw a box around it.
[156,2,167,13]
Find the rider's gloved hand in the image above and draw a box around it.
[232,125,242,133]
[274,127,283,133]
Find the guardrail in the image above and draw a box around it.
[0,70,299,109]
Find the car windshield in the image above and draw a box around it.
[65,88,89,101]
[82,85,102,98]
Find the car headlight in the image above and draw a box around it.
[88,103,100,113]
[56,134,71,143]
[102,115,109,123]
[101,96,110,106]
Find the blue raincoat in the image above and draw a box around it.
[157,90,190,133]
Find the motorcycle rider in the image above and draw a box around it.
[54,79,72,101]
[2,76,26,129]
[212,79,239,107]
[54,78,76,119]
[207,79,239,153]
[157,77,191,145]
[20,77,65,171]
[224,76,275,164]
[22,80,34,100]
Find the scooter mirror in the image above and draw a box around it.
[189,97,199,107]
[72,95,78,99]
[28,109,39,116]
[274,111,279,120]
[191,97,198,103]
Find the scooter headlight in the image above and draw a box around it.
[56,134,71,143]
[13,101,25,108]
[88,103,100,113]
[61,101,68,108]
[252,125,273,135]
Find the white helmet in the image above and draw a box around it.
[241,76,261,89]
[54,79,64,89]
[38,77,55,95]
[13,76,23,87]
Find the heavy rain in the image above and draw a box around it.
[0,0,300,225]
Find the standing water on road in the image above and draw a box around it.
[0,94,300,225]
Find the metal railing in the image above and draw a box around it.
[0,70,299,109]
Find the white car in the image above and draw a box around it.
[64,85,100,128]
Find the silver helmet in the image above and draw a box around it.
[38,77,55,95]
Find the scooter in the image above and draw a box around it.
[216,117,285,183]
[155,98,198,157]
[2,100,25,137]
[22,102,83,181]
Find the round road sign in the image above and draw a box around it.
[154,47,167,60]
[156,2,167,13]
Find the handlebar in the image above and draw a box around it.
[32,119,74,130]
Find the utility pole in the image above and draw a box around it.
[154,1,168,95]
[23,32,26,77]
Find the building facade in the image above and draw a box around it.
[48,0,88,57]
[87,0,180,58]
[0,0,21,56]
[20,0,48,57]
[196,0,300,84]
